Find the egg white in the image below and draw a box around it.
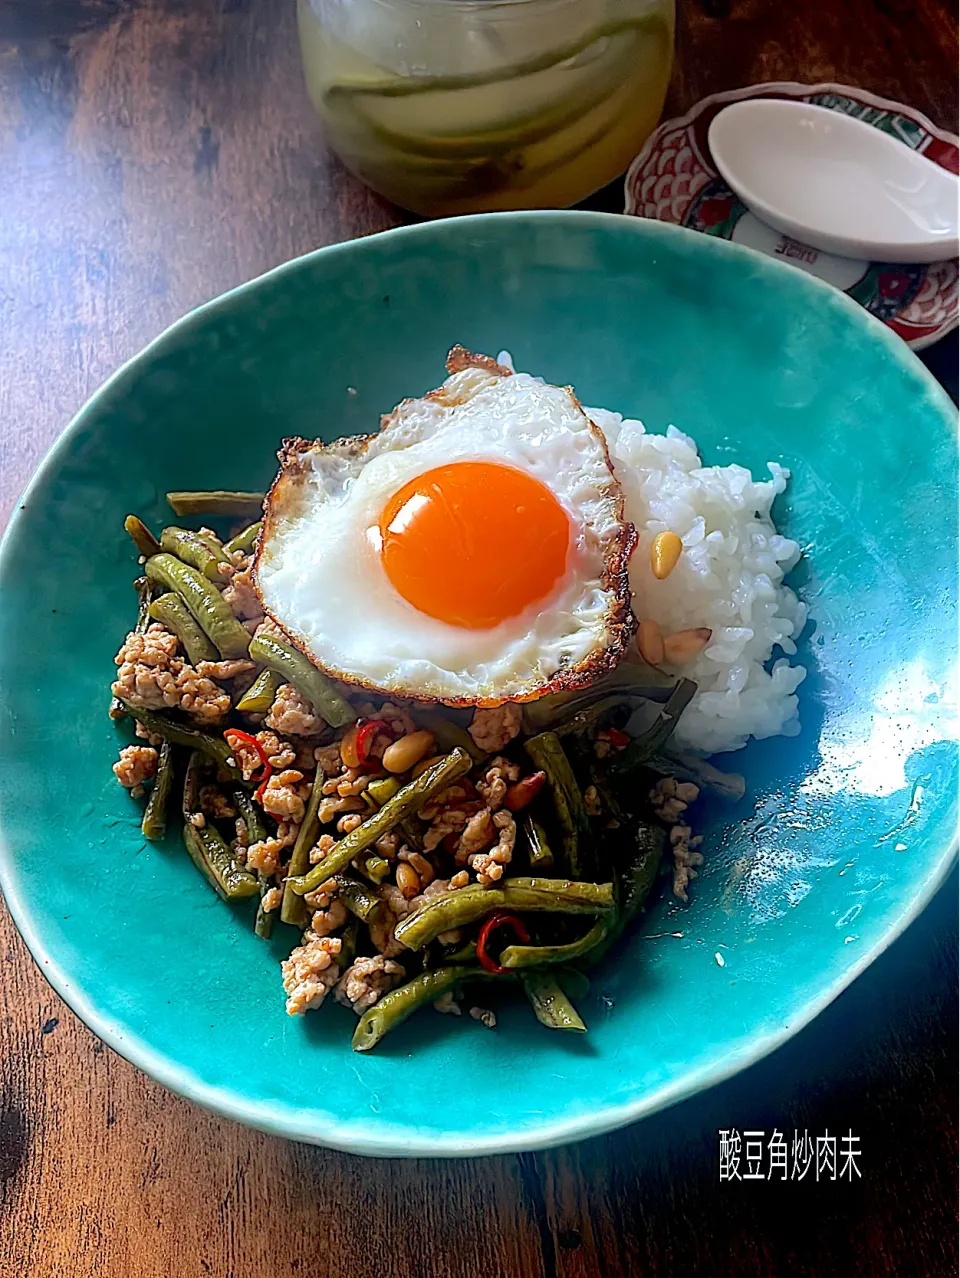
[254,355,636,703]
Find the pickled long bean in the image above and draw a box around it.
[521,971,587,1032]
[145,552,250,659]
[522,813,554,872]
[289,749,473,894]
[224,521,261,555]
[124,514,162,558]
[610,679,697,774]
[280,770,324,927]
[182,823,229,900]
[247,631,353,729]
[234,786,267,844]
[141,741,175,841]
[148,593,219,664]
[191,822,259,899]
[394,877,615,951]
[359,855,391,884]
[166,490,264,518]
[181,756,257,899]
[499,918,608,969]
[353,965,499,1052]
[236,668,282,715]
[117,701,242,779]
[414,709,486,763]
[333,874,381,923]
[523,732,595,879]
[586,823,665,966]
[234,786,274,937]
[160,526,233,584]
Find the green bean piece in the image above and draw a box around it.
[182,823,228,900]
[394,877,615,952]
[148,593,219,665]
[339,918,359,966]
[160,527,233,584]
[353,965,499,1052]
[145,552,250,659]
[620,824,665,920]
[522,813,554,871]
[235,786,275,938]
[188,820,258,899]
[191,527,228,556]
[129,580,155,639]
[586,823,665,967]
[500,918,609,970]
[586,762,626,823]
[414,710,485,763]
[124,514,162,558]
[110,578,155,719]
[280,772,324,927]
[166,490,264,518]
[247,631,354,729]
[333,874,382,923]
[366,776,401,806]
[132,576,155,629]
[359,855,391,884]
[649,751,746,802]
[523,732,596,880]
[551,694,654,740]
[224,521,262,556]
[244,788,273,930]
[521,972,587,1033]
[181,755,256,898]
[117,701,242,780]
[236,668,282,715]
[141,741,176,840]
[521,659,676,734]
[289,749,473,895]
[233,786,267,844]
[254,892,275,939]
[610,679,697,775]
[182,749,205,818]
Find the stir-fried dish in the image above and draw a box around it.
[110,348,803,1050]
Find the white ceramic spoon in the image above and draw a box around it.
[708,98,959,263]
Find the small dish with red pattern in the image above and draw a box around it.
[624,81,959,351]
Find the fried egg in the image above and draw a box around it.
[253,348,636,705]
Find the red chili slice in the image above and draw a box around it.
[356,719,390,767]
[606,726,631,750]
[224,728,270,773]
[504,770,547,812]
[476,911,531,975]
[254,765,273,805]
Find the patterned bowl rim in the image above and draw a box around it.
[624,80,960,352]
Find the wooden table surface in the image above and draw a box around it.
[0,2,957,1275]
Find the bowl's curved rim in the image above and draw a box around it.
[0,210,956,1158]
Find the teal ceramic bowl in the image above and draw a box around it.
[0,213,956,1156]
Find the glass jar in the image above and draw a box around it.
[297,0,675,217]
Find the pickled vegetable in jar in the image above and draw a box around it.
[298,0,675,216]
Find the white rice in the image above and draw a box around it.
[498,352,807,755]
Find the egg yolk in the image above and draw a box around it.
[377,461,571,629]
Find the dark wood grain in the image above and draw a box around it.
[0,2,956,1275]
